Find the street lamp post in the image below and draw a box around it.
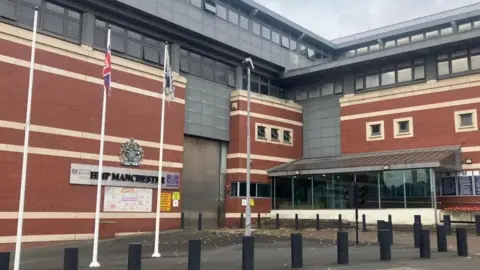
[243,57,254,236]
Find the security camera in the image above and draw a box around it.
[242,57,255,70]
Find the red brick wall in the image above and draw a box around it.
[225,92,302,218]
[0,35,185,240]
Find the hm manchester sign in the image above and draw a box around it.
[69,163,180,189]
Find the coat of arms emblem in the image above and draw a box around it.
[119,138,144,166]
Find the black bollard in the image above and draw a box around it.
[257,213,261,229]
[181,212,185,230]
[387,221,393,245]
[475,215,480,236]
[436,225,447,252]
[240,212,244,229]
[316,214,320,231]
[413,222,422,248]
[188,239,201,270]
[419,229,431,259]
[444,215,452,235]
[337,231,349,265]
[379,229,391,261]
[127,243,142,270]
[290,233,303,268]
[0,252,9,270]
[242,236,254,270]
[377,220,385,243]
[198,213,202,231]
[295,214,299,230]
[276,213,280,229]
[64,247,78,270]
[414,215,421,224]
[338,214,342,231]
[456,228,468,257]
[362,214,366,232]
[388,214,392,224]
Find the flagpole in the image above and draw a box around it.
[89,27,111,268]
[152,43,169,258]
[13,7,39,270]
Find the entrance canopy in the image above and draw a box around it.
[268,146,461,177]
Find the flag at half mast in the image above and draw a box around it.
[163,43,174,100]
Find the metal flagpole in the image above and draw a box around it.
[245,65,252,236]
[13,7,39,270]
[152,43,169,258]
[90,27,111,268]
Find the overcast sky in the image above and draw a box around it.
[253,0,480,40]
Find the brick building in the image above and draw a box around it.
[1,0,480,244]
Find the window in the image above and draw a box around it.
[345,50,355,57]
[334,82,343,94]
[271,128,279,141]
[0,0,17,20]
[230,182,271,198]
[271,31,280,44]
[190,0,202,8]
[204,0,216,13]
[458,22,472,32]
[228,10,238,25]
[410,33,424,42]
[357,47,368,54]
[437,48,480,78]
[252,22,260,35]
[283,130,292,144]
[396,37,409,46]
[290,39,297,51]
[355,77,364,90]
[365,74,379,88]
[281,35,289,48]
[425,30,439,39]
[454,110,478,133]
[397,68,412,82]
[394,117,414,138]
[384,40,395,49]
[321,83,334,96]
[366,121,385,141]
[240,16,248,30]
[261,26,270,40]
[381,71,395,85]
[440,27,453,35]
[257,125,266,140]
[202,57,214,81]
[369,43,380,52]
[216,4,227,20]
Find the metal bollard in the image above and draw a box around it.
[414,215,421,224]
[475,215,480,236]
[0,252,10,270]
[419,229,431,259]
[240,212,244,229]
[188,239,201,270]
[413,222,422,248]
[64,247,78,270]
[377,220,385,242]
[198,213,202,231]
[337,231,349,265]
[338,214,342,231]
[316,214,320,231]
[181,212,185,230]
[242,236,254,270]
[290,233,303,268]
[295,213,299,230]
[387,221,393,245]
[127,243,142,270]
[362,214,367,232]
[276,213,280,230]
[436,225,447,252]
[443,215,452,235]
[379,229,391,261]
[257,213,261,229]
[456,228,468,257]
[388,214,392,224]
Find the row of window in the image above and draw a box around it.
[230,182,271,198]
[188,0,327,61]
[355,59,425,91]
[242,73,284,98]
[344,19,480,58]
[440,172,480,196]
[180,48,236,87]
[294,81,343,101]
[437,48,480,77]
[1,0,81,43]
[255,123,293,145]
[366,109,478,141]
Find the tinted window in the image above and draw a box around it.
[228,10,238,25]
[240,16,248,30]
[252,22,260,35]
[262,26,270,40]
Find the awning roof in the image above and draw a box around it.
[268,146,461,177]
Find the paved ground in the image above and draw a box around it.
[7,228,480,269]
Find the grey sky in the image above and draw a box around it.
[253,0,480,40]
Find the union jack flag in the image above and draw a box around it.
[103,29,112,97]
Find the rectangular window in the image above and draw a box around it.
[0,0,17,20]
[230,182,238,196]
[110,25,126,53]
[227,68,236,87]
[451,57,469,73]
[261,26,270,40]
[458,22,472,32]
[437,61,449,76]
[414,65,425,79]
[202,57,214,81]
[257,125,266,139]
[321,83,334,96]
[190,0,202,8]
[271,128,279,141]
[357,47,368,54]
[455,109,478,133]
[394,117,414,139]
[345,50,355,57]
[366,120,385,141]
[440,27,453,35]
[299,45,307,56]
[355,77,364,90]
[460,113,473,127]
[396,37,409,46]
[290,39,297,51]
[410,33,424,42]
[474,21,480,29]
[334,82,343,94]
[283,130,292,144]
[369,43,380,52]
[214,62,227,85]
[398,121,409,133]
[271,31,280,44]
[204,0,216,13]
[397,68,412,82]
[240,16,248,30]
[307,48,315,59]
[188,52,202,77]
[257,184,270,197]
[371,125,381,136]
[281,35,289,48]
[180,49,189,72]
[425,30,439,39]
[471,55,480,70]
[239,182,246,197]
[381,71,395,85]
[228,10,238,25]
[365,74,379,88]
[216,4,227,20]
[252,22,260,35]
[383,40,395,49]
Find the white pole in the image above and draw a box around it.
[89,28,111,268]
[245,66,252,236]
[152,43,169,258]
[13,7,39,270]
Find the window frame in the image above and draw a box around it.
[366,120,385,141]
[393,117,414,139]
[454,109,478,133]
[230,182,271,198]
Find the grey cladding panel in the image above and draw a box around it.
[184,75,231,141]
[299,95,342,158]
